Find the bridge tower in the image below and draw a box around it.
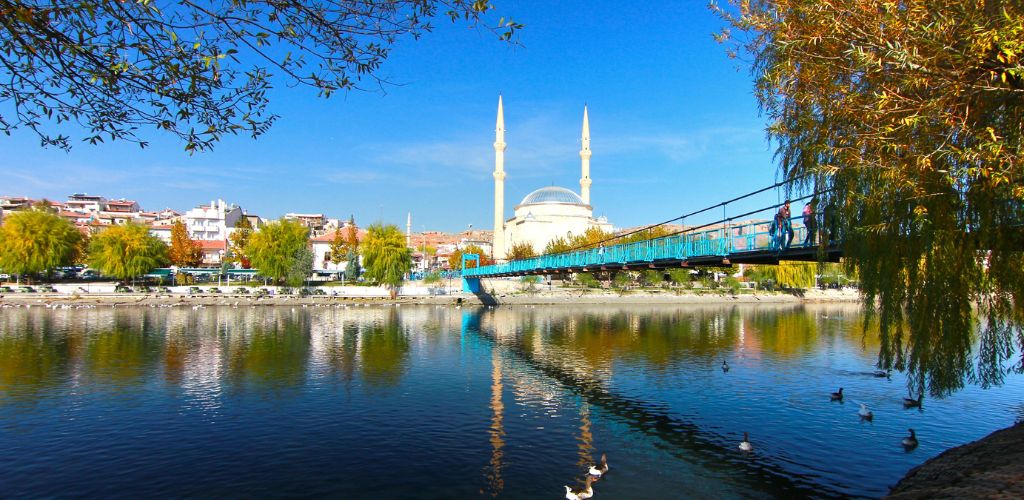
[580,105,592,205]
[492,96,507,261]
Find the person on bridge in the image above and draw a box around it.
[776,200,794,250]
[803,199,818,246]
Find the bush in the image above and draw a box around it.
[723,277,742,295]
[575,272,600,288]
[423,272,442,284]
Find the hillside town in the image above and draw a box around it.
[0,193,494,276]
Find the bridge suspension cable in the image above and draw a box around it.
[551,174,820,256]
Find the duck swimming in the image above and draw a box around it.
[588,454,609,478]
[858,403,873,421]
[739,432,753,452]
[722,360,730,372]
[902,428,919,449]
[903,394,922,409]
[565,476,594,500]
[830,387,844,401]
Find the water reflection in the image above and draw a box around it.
[0,304,1021,499]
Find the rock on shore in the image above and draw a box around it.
[887,421,1024,499]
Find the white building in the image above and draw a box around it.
[491,98,613,258]
[183,199,242,241]
[65,193,106,214]
[310,226,366,273]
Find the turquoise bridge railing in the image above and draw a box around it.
[463,216,820,280]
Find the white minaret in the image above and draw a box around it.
[580,105,592,205]
[492,96,507,260]
[406,212,412,247]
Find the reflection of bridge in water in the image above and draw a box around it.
[463,180,841,290]
[461,308,828,498]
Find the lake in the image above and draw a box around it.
[1,304,1022,498]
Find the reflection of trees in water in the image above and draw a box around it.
[224,310,311,392]
[0,313,78,401]
[323,322,360,388]
[80,310,165,388]
[358,310,410,388]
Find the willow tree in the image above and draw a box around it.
[715,1,1024,396]
[246,219,309,284]
[0,210,83,278]
[88,224,168,281]
[1,1,520,151]
[361,223,411,295]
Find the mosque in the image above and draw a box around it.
[491,97,613,261]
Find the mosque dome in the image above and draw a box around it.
[519,186,586,206]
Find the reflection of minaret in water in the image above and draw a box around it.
[484,345,506,496]
[576,401,595,469]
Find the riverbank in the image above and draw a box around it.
[887,421,1024,499]
[0,286,861,307]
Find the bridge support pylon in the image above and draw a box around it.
[462,277,481,293]
[461,253,481,293]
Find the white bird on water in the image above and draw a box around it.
[588,453,609,478]
[858,403,873,421]
[739,432,753,452]
[565,476,594,500]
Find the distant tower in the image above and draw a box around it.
[406,212,412,247]
[580,105,592,205]
[493,96,507,260]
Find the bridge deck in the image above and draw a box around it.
[463,217,840,278]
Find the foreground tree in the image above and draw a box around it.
[0,210,83,278]
[1,1,519,151]
[246,219,309,284]
[715,1,1024,396]
[168,221,202,267]
[361,223,411,295]
[88,224,168,281]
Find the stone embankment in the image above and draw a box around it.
[887,421,1024,499]
[0,287,860,307]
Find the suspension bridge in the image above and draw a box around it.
[461,180,841,292]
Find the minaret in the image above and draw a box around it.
[492,96,507,260]
[580,105,592,205]
[406,212,412,247]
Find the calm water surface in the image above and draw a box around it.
[1,304,1022,498]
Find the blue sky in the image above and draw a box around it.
[0,1,785,232]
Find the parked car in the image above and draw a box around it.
[0,273,10,280]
